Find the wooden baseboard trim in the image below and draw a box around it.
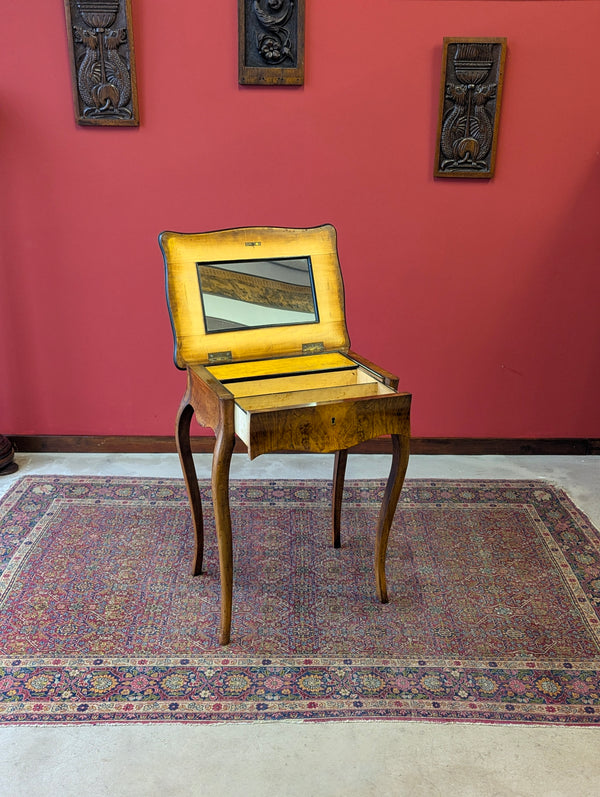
[8,435,600,456]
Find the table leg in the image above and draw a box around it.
[332,449,348,548]
[175,398,204,576]
[212,421,235,646]
[375,433,410,603]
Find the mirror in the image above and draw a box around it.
[197,256,318,333]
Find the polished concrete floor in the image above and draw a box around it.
[1,452,599,797]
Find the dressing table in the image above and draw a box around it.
[160,224,411,644]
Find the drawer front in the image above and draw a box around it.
[239,392,411,459]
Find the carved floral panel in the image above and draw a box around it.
[239,0,305,85]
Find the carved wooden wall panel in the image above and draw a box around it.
[435,38,506,178]
[239,0,305,85]
[63,0,139,126]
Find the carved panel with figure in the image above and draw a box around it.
[63,0,139,126]
[435,38,506,178]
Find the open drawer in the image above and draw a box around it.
[204,351,411,458]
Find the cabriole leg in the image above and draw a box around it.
[332,449,348,548]
[375,434,410,603]
[212,422,235,646]
[175,398,204,576]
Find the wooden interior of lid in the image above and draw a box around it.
[160,224,350,368]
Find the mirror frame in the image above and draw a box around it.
[197,255,319,334]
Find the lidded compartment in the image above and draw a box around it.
[204,350,409,458]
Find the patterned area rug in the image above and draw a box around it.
[1,476,599,726]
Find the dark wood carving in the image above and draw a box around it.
[239,0,305,85]
[63,0,139,126]
[434,38,506,178]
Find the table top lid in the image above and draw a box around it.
[160,224,350,369]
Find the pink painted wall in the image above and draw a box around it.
[1,2,599,438]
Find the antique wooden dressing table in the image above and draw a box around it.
[159,224,411,645]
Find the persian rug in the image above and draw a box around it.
[1,476,599,726]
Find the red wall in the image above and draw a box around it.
[1,2,599,439]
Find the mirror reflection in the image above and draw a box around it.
[197,257,318,333]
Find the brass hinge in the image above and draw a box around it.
[208,350,233,364]
[302,341,325,354]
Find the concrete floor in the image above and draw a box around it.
[1,452,599,797]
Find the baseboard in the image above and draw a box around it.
[8,435,600,456]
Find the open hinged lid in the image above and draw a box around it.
[160,224,350,368]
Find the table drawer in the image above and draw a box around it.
[235,389,411,458]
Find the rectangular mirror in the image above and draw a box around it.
[197,256,318,333]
